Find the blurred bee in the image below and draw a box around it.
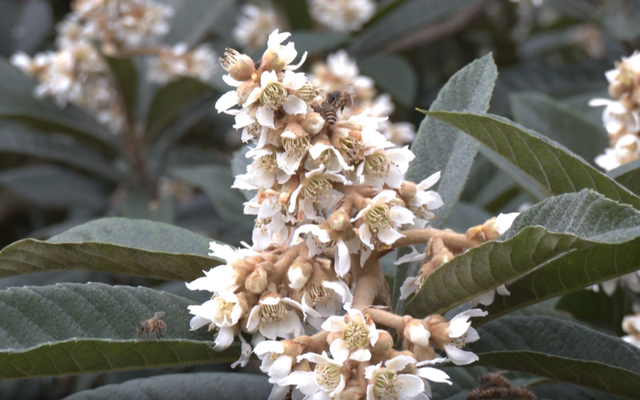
[312,86,355,125]
[478,373,511,389]
[136,311,167,341]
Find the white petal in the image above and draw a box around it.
[330,339,350,363]
[409,323,431,346]
[257,106,276,129]
[444,344,479,365]
[254,340,285,356]
[377,227,405,245]
[215,90,239,113]
[496,284,511,296]
[390,206,415,225]
[189,315,210,331]
[399,276,418,300]
[395,246,426,265]
[335,239,351,277]
[396,375,425,397]
[349,348,372,362]
[359,224,374,248]
[415,367,452,384]
[416,171,441,190]
[283,95,307,115]
[213,327,234,350]
[385,355,417,371]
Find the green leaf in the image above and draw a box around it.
[145,77,213,144]
[0,57,115,149]
[0,217,222,281]
[164,0,235,46]
[0,121,119,181]
[349,0,481,54]
[426,111,640,209]
[556,289,633,336]
[358,54,417,108]
[510,92,608,165]
[394,54,497,312]
[169,165,254,226]
[405,190,640,318]
[0,283,238,379]
[288,31,349,55]
[609,159,640,197]
[104,55,138,119]
[471,316,640,399]
[0,165,108,211]
[64,373,271,400]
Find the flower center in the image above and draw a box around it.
[410,204,435,221]
[260,301,286,324]
[255,217,272,233]
[367,205,391,232]
[309,283,332,305]
[338,136,364,165]
[302,175,332,204]
[283,136,310,160]
[364,153,390,178]
[219,48,241,71]
[450,335,468,349]
[262,82,288,109]
[344,321,369,350]
[373,370,399,399]
[316,363,341,390]
[259,154,278,173]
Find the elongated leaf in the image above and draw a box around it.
[394,54,497,312]
[0,165,108,211]
[164,0,235,46]
[358,54,417,107]
[145,77,213,143]
[104,55,137,118]
[64,373,271,400]
[426,111,640,209]
[0,217,222,281]
[405,190,640,317]
[471,316,640,398]
[169,165,254,226]
[0,121,119,181]
[510,92,608,164]
[0,283,237,379]
[349,0,480,54]
[609,158,640,197]
[288,31,349,55]
[0,57,115,148]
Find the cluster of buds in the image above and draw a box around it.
[187,29,495,399]
[10,0,217,134]
[309,50,416,146]
[591,51,640,171]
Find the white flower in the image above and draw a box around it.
[231,335,252,368]
[264,29,307,71]
[301,279,354,329]
[288,166,347,221]
[321,305,378,362]
[406,320,430,347]
[292,224,331,257]
[357,147,415,189]
[233,4,279,50]
[292,224,359,277]
[471,284,511,307]
[247,295,305,340]
[307,142,353,173]
[245,70,308,129]
[410,171,444,228]
[281,352,346,399]
[589,99,640,135]
[148,43,217,84]
[443,309,487,365]
[254,341,295,384]
[595,134,640,171]
[365,355,427,400]
[414,357,453,398]
[354,190,414,253]
[309,0,376,32]
[399,275,420,300]
[186,243,257,293]
[187,291,245,350]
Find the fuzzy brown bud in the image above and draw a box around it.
[287,259,313,289]
[328,210,352,232]
[399,181,417,203]
[609,81,627,99]
[220,48,256,81]
[245,265,268,294]
[300,112,326,134]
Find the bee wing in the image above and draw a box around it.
[152,311,166,320]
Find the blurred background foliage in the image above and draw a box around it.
[0,0,638,398]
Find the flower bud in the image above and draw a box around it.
[404,319,430,346]
[371,329,394,358]
[399,181,417,203]
[219,48,256,82]
[328,210,352,232]
[261,50,285,72]
[297,81,320,103]
[236,81,256,106]
[287,259,313,289]
[413,343,436,361]
[425,315,449,349]
[609,81,627,99]
[245,265,268,294]
[299,112,325,134]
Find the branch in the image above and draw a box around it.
[393,228,482,250]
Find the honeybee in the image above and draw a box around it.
[136,311,167,340]
[312,86,355,125]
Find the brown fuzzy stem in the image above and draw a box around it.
[352,257,386,309]
[393,228,482,250]
[363,307,406,332]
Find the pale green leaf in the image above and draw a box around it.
[0,283,237,379]
[0,217,222,281]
